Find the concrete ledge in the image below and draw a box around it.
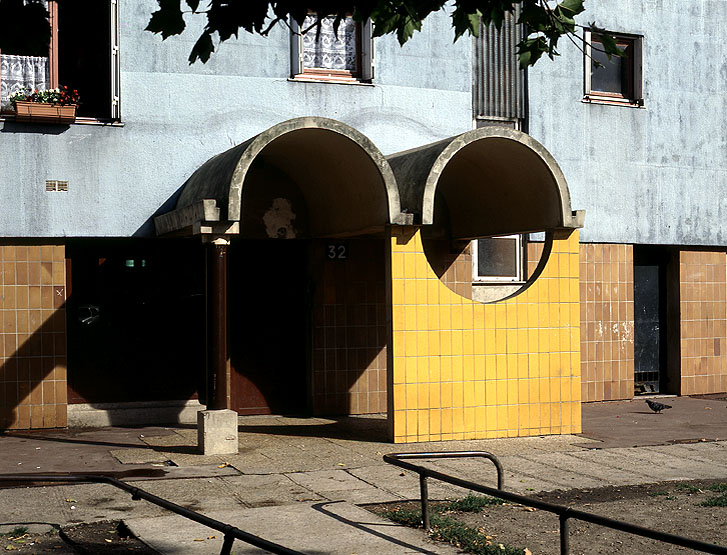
[67,400,205,428]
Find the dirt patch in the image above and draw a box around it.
[366,479,727,555]
[0,521,157,554]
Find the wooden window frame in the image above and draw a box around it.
[583,29,643,107]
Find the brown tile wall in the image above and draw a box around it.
[579,244,635,402]
[527,241,544,278]
[0,243,67,430]
[679,250,727,395]
[422,239,473,298]
[311,239,387,415]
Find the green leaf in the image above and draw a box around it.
[558,0,585,16]
[188,32,214,64]
[599,33,621,57]
[397,17,422,45]
[591,26,624,59]
[146,0,185,39]
[519,3,550,32]
[517,36,547,69]
[451,7,481,41]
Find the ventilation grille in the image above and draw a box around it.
[46,180,68,192]
[474,8,525,121]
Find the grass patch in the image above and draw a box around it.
[380,498,523,555]
[675,483,702,493]
[699,483,727,505]
[380,506,422,528]
[700,492,727,507]
[705,483,727,493]
[0,526,29,539]
[443,494,505,512]
[672,482,727,506]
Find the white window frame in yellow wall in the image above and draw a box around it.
[472,234,526,283]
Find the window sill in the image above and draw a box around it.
[288,75,374,87]
[471,281,525,304]
[73,117,125,127]
[582,96,644,108]
[0,113,124,126]
[472,280,526,286]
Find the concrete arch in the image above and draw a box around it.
[162,117,404,238]
[387,127,584,238]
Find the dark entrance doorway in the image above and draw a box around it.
[633,246,672,393]
[228,239,309,415]
[66,239,205,406]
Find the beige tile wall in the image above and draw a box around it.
[0,243,67,430]
[579,244,635,401]
[679,250,727,395]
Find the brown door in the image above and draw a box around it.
[228,239,309,415]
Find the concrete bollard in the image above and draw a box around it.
[197,409,239,455]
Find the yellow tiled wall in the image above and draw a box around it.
[390,229,581,443]
[1,243,67,430]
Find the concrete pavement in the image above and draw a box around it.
[1,395,726,553]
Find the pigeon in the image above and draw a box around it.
[645,399,672,413]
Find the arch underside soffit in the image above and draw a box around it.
[154,117,405,239]
[386,127,584,240]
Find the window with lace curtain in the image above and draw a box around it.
[0,0,120,120]
[290,12,373,83]
[0,0,53,112]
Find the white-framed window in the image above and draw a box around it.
[473,234,526,283]
[0,0,120,120]
[584,29,643,107]
[290,13,373,83]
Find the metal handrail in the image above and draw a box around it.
[384,452,727,555]
[385,451,503,530]
[0,474,302,555]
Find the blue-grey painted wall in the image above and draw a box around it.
[0,1,472,237]
[528,0,727,246]
[5,1,726,247]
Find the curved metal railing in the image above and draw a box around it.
[0,474,301,555]
[384,451,727,555]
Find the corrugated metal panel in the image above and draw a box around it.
[474,9,524,121]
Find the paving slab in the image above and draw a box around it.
[3,401,727,553]
[345,464,463,500]
[646,442,727,469]
[576,396,727,448]
[284,469,403,504]
[639,445,727,479]
[561,449,658,484]
[220,474,324,507]
[125,502,462,554]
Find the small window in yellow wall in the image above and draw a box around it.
[473,234,525,283]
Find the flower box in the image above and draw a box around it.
[14,101,77,124]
